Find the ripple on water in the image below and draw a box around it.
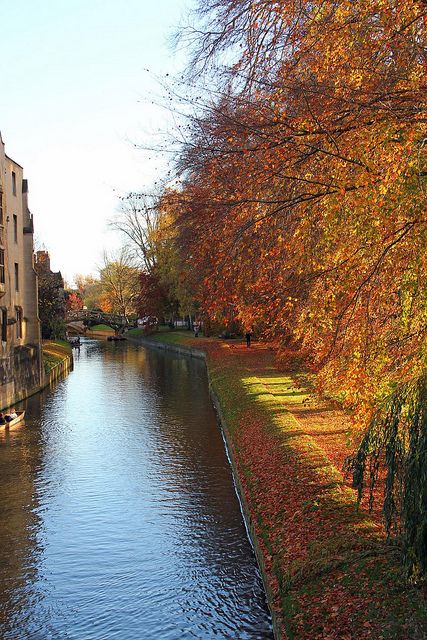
[0,340,273,639]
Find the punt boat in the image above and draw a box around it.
[2,411,25,428]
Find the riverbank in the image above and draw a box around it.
[42,339,73,386]
[85,324,115,340]
[0,340,73,411]
[127,330,427,640]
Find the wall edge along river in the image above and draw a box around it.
[127,334,282,640]
[1,344,74,412]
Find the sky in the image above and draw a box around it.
[0,0,190,284]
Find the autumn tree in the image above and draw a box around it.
[155,190,200,323]
[64,290,83,312]
[137,271,175,324]
[111,190,199,324]
[98,249,140,320]
[74,274,103,310]
[110,194,160,273]
[164,0,427,575]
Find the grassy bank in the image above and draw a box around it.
[133,330,427,639]
[88,324,114,332]
[127,327,198,344]
[42,340,72,373]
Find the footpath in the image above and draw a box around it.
[128,331,427,640]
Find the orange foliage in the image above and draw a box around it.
[98,293,113,313]
[64,291,83,312]
[168,0,426,426]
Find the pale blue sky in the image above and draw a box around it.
[0,0,190,283]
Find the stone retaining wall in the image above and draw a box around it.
[0,347,73,410]
[44,353,74,387]
[86,329,115,339]
[0,344,42,410]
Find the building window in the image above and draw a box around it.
[12,171,16,196]
[15,307,23,339]
[14,263,19,291]
[13,214,18,243]
[1,308,7,342]
[0,250,4,284]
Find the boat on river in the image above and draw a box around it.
[2,411,25,428]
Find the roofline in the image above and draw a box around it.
[5,155,23,170]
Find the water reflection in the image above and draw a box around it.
[0,339,272,639]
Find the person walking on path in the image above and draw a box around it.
[245,330,252,347]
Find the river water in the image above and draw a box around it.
[0,339,273,639]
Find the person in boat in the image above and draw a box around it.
[0,413,5,425]
[5,408,17,422]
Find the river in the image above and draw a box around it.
[0,339,273,639]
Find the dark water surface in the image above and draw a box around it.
[0,340,273,639]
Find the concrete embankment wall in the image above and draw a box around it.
[0,345,74,410]
[43,352,74,387]
[86,329,115,340]
[0,344,42,410]
[127,334,282,639]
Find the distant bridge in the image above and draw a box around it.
[66,310,136,334]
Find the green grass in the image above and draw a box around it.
[87,324,114,332]
[126,328,145,336]
[127,329,195,344]
[53,339,72,351]
[43,353,62,373]
[42,339,72,373]
[149,330,194,345]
